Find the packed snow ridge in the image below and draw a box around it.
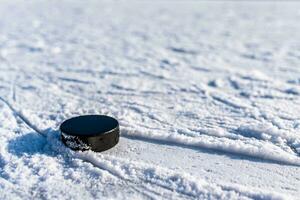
[0,0,300,199]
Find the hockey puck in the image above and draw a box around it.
[60,115,119,152]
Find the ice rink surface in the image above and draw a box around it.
[0,0,300,199]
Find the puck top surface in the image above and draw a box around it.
[60,115,119,137]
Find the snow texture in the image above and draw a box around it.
[0,0,300,199]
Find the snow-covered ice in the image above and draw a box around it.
[0,0,300,199]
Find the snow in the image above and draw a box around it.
[0,0,300,199]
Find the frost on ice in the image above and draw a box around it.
[0,0,300,199]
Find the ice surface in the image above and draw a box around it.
[0,0,300,199]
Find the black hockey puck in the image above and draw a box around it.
[60,115,119,152]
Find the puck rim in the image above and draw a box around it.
[60,114,119,137]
